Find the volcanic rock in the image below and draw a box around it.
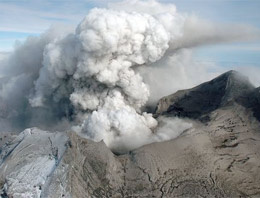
[1,70,260,197]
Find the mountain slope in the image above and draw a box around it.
[57,103,260,197]
[0,128,68,197]
[0,70,260,197]
[155,70,257,121]
[57,70,260,197]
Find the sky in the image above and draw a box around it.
[0,0,260,68]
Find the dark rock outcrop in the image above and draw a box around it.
[155,70,258,121]
[236,86,260,121]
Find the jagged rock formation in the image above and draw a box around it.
[1,70,260,197]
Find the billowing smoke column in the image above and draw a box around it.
[28,8,182,153]
[1,0,259,154]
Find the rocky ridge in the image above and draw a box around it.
[0,70,260,197]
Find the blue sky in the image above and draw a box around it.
[172,0,260,68]
[0,0,260,68]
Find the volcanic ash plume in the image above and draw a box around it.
[1,0,259,154]
[27,8,185,153]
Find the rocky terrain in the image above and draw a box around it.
[1,70,260,197]
[0,129,68,197]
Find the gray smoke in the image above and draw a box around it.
[110,0,260,51]
[0,27,74,132]
[0,0,259,153]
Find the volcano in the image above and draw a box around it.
[1,70,260,197]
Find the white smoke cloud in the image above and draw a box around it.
[0,52,9,61]
[110,0,260,51]
[138,49,223,108]
[108,0,177,15]
[154,116,192,142]
[0,27,73,132]
[169,16,260,51]
[235,66,260,87]
[0,0,259,153]
[28,8,174,153]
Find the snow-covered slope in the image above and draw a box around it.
[0,128,68,198]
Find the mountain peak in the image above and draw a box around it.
[155,70,256,121]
